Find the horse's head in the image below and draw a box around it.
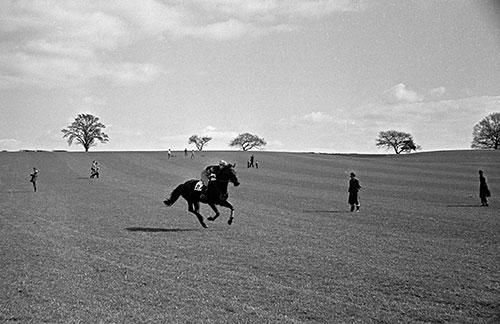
[217,163,240,186]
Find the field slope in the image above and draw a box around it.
[0,150,499,323]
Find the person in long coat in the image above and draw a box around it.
[29,167,39,192]
[348,172,361,212]
[479,170,490,206]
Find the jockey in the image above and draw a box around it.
[200,160,229,200]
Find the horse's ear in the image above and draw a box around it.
[232,163,236,168]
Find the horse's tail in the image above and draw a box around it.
[164,184,183,206]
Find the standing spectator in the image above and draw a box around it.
[90,161,100,179]
[29,167,38,192]
[190,150,195,159]
[479,170,491,206]
[184,148,188,157]
[167,149,172,159]
[90,160,95,178]
[348,172,361,212]
[249,154,255,168]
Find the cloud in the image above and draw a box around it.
[303,111,334,123]
[0,139,21,150]
[382,83,423,104]
[193,0,365,19]
[0,0,365,88]
[355,95,500,151]
[278,111,335,126]
[0,1,164,88]
[201,125,238,140]
[428,86,446,98]
[185,19,253,40]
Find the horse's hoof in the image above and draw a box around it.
[201,223,208,228]
[207,217,214,221]
[228,218,233,225]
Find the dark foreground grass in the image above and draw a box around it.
[0,150,499,323]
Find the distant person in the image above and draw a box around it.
[479,170,490,206]
[167,149,172,159]
[90,160,99,179]
[29,167,38,192]
[348,172,361,212]
[184,148,188,157]
[249,154,255,168]
[190,150,195,159]
[255,161,259,169]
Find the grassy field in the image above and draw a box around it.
[0,150,499,323]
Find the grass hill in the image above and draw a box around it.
[0,150,499,323]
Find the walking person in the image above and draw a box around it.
[348,172,361,212]
[90,161,100,179]
[190,150,195,159]
[479,170,491,206]
[167,149,172,159]
[29,167,39,192]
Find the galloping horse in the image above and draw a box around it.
[163,164,240,228]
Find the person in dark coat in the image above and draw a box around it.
[29,167,38,192]
[90,161,100,179]
[348,172,361,212]
[479,170,490,206]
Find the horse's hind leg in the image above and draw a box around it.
[188,202,207,228]
[207,203,220,222]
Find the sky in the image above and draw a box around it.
[1,0,499,153]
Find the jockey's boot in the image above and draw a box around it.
[200,186,207,200]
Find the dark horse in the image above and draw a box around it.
[163,164,240,228]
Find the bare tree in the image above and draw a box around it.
[471,112,500,150]
[188,135,212,151]
[376,130,420,154]
[61,114,109,152]
[229,133,266,151]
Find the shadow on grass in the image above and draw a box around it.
[4,190,35,193]
[303,210,350,214]
[125,227,199,233]
[446,204,481,208]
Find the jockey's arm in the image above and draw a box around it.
[203,165,217,181]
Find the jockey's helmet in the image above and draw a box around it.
[219,160,229,168]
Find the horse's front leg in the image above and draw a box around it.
[218,200,235,225]
[206,203,220,222]
[188,201,207,228]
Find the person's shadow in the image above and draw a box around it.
[303,210,350,214]
[125,227,199,233]
[446,204,481,208]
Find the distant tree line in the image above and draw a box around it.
[61,112,499,153]
[376,112,500,154]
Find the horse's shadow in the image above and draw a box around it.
[125,227,199,233]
